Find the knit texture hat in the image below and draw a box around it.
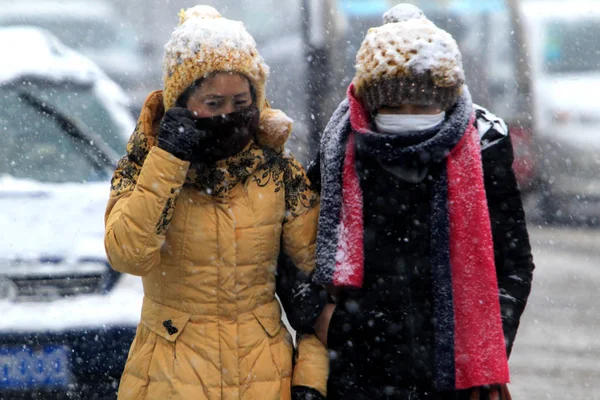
[161,6,292,150]
[162,5,270,111]
[353,4,465,112]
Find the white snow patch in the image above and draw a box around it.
[383,4,426,24]
[0,176,109,261]
[292,282,312,300]
[0,274,142,332]
[179,5,222,23]
[0,27,100,86]
[162,11,269,80]
[0,26,134,142]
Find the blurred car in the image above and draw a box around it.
[521,1,600,224]
[0,26,133,154]
[0,26,141,398]
[0,0,158,110]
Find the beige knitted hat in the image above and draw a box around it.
[162,5,269,111]
[353,4,465,112]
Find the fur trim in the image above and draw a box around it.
[257,108,293,150]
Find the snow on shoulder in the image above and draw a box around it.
[383,3,425,24]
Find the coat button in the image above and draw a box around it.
[162,319,179,335]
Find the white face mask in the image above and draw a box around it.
[374,112,446,134]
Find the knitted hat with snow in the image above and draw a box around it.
[162,5,269,111]
[353,4,465,112]
[162,6,292,150]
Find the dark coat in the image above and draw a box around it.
[288,105,534,399]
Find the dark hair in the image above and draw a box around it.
[175,72,257,108]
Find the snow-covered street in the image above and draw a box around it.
[509,225,600,399]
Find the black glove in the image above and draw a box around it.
[276,252,329,334]
[157,107,206,162]
[292,387,326,400]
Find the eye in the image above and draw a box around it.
[205,101,221,108]
[235,99,250,108]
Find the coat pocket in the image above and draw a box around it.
[140,296,191,342]
[121,323,158,383]
[252,303,293,378]
[139,297,192,382]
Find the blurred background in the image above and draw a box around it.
[0,0,599,398]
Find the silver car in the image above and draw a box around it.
[522,1,600,224]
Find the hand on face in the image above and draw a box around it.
[157,107,207,162]
[161,72,259,164]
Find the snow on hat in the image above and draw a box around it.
[162,6,270,111]
[162,6,293,149]
[353,3,465,112]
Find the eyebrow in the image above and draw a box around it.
[202,92,251,99]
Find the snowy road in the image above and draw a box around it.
[509,225,600,399]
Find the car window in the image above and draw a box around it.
[17,81,127,154]
[543,19,600,74]
[0,88,105,183]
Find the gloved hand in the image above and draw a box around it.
[157,107,207,162]
[291,386,326,400]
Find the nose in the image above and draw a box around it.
[221,102,235,115]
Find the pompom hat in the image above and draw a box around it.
[353,4,465,112]
[162,5,270,111]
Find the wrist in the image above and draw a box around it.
[157,139,191,161]
[291,386,325,400]
[326,304,346,350]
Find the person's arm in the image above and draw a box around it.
[481,129,535,357]
[316,293,391,352]
[104,148,189,276]
[277,154,328,399]
[104,107,200,276]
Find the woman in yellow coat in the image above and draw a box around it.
[104,6,328,399]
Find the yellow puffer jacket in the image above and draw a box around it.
[104,91,328,399]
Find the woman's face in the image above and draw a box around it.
[378,104,443,115]
[186,73,253,118]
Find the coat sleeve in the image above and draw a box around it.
[278,153,328,398]
[280,149,328,333]
[104,146,189,276]
[481,131,535,358]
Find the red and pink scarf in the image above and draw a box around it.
[314,84,509,390]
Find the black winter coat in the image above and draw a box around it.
[277,106,534,400]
